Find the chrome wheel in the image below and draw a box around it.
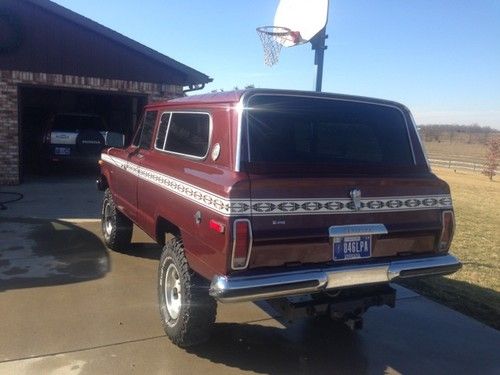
[103,201,113,237]
[101,189,133,251]
[158,238,217,346]
[165,263,182,320]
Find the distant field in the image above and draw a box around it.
[423,140,486,162]
[400,167,499,329]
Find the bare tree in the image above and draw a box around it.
[482,137,500,181]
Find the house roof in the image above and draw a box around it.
[25,0,212,86]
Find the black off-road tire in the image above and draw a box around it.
[101,188,133,250]
[76,129,105,157]
[158,237,217,347]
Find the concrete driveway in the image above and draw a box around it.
[0,178,499,374]
[0,174,102,220]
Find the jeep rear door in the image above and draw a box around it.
[242,94,450,268]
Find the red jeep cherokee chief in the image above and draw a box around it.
[97,89,460,347]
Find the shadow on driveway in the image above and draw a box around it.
[185,300,500,375]
[0,218,109,291]
[111,242,161,261]
[188,320,369,374]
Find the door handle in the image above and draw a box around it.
[136,153,144,159]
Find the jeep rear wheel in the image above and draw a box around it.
[101,189,133,250]
[158,237,217,347]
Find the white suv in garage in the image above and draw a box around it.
[40,113,125,171]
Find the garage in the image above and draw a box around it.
[0,0,212,184]
[19,86,147,175]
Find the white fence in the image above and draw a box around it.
[428,158,497,173]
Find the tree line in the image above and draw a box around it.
[418,124,499,144]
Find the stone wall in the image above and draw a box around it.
[0,70,183,184]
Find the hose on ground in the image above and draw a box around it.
[0,192,24,210]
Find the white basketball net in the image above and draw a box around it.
[256,27,293,67]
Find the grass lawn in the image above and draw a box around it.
[400,167,500,330]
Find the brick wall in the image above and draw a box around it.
[0,70,183,185]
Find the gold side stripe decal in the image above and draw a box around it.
[101,153,452,217]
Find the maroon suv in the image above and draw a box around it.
[97,89,460,347]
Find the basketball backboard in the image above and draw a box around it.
[274,0,329,47]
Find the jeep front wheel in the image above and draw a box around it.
[101,189,133,250]
[158,237,217,347]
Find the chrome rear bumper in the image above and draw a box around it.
[209,254,461,303]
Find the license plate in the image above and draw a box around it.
[54,147,70,155]
[333,235,372,261]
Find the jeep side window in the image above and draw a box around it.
[133,110,158,149]
[163,113,210,158]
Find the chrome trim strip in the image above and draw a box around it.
[248,195,452,215]
[326,264,390,289]
[403,109,417,165]
[209,254,461,302]
[329,224,388,237]
[408,110,430,169]
[234,98,245,172]
[161,113,172,150]
[101,153,241,216]
[101,153,453,217]
[210,271,328,302]
[387,254,461,280]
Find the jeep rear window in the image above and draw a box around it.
[53,115,103,131]
[246,95,414,169]
[162,113,210,158]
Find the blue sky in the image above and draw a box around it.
[52,0,500,129]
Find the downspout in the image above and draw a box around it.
[183,82,211,94]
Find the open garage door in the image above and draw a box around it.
[18,86,147,180]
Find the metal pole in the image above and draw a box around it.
[311,28,327,92]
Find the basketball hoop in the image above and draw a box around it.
[256,26,301,66]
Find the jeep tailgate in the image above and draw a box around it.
[241,93,451,269]
[246,174,451,268]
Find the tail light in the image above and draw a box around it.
[231,219,253,270]
[439,210,455,251]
